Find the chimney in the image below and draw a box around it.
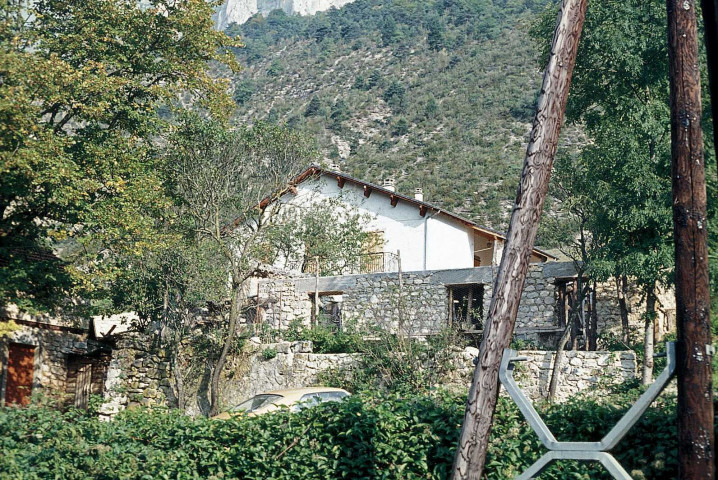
[328,163,341,172]
[414,188,424,202]
[383,178,396,192]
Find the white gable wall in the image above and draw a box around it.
[280,174,474,272]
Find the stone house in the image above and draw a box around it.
[250,165,674,346]
[274,164,556,273]
[0,305,114,408]
[0,166,674,413]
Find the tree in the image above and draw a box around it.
[304,96,323,117]
[0,0,240,313]
[167,116,315,416]
[330,99,350,130]
[273,198,371,276]
[383,80,406,111]
[426,14,445,51]
[531,0,708,383]
[380,15,400,46]
[451,1,588,477]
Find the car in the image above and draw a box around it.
[212,387,350,419]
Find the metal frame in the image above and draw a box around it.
[499,342,676,479]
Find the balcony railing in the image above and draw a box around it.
[302,251,400,275]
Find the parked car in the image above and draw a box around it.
[212,387,350,419]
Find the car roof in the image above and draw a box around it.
[262,387,349,396]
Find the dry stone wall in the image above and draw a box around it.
[258,279,313,330]
[342,272,448,335]
[449,347,637,402]
[181,341,637,415]
[256,262,675,347]
[100,335,174,418]
[0,323,108,405]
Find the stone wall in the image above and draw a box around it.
[450,347,637,403]
[100,335,174,417]
[258,279,313,330]
[343,272,448,335]
[178,340,636,415]
[256,262,676,348]
[191,340,360,417]
[0,322,110,407]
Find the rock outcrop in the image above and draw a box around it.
[215,0,356,30]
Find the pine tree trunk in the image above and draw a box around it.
[667,1,715,476]
[449,1,587,477]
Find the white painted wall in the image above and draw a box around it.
[280,174,475,272]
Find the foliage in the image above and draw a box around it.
[0,389,707,479]
[0,0,240,312]
[224,0,555,230]
[166,114,316,415]
[284,320,363,354]
[534,0,679,290]
[261,347,278,360]
[0,320,20,338]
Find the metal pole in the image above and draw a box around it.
[666,0,715,477]
[397,250,403,291]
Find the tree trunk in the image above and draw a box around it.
[548,322,572,403]
[701,0,718,167]
[642,285,656,385]
[617,275,631,344]
[449,1,587,478]
[548,281,589,402]
[667,1,715,476]
[209,284,242,417]
[588,282,598,351]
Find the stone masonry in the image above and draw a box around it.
[343,272,448,335]
[180,340,636,415]
[256,262,675,347]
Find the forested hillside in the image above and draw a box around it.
[225,0,570,230]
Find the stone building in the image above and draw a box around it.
[0,306,112,408]
[254,261,675,347]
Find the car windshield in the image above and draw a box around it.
[232,394,283,412]
[292,391,350,412]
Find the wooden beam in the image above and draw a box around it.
[363,185,372,198]
[337,176,345,188]
[390,195,398,207]
[419,205,427,217]
[667,0,715,477]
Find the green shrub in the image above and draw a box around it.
[284,320,363,354]
[1,389,710,479]
[262,347,278,360]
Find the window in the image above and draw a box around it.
[447,284,485,331]
[310,292,343,329]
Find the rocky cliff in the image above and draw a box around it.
[215,0,356,30]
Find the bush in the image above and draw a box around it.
[0,389,703,479]
[262,347,278,360]
[284,320,363,354]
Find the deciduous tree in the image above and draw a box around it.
[0,0,239,312]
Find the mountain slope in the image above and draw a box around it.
[226,0,573,230]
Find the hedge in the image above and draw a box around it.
[0,389,708,479]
